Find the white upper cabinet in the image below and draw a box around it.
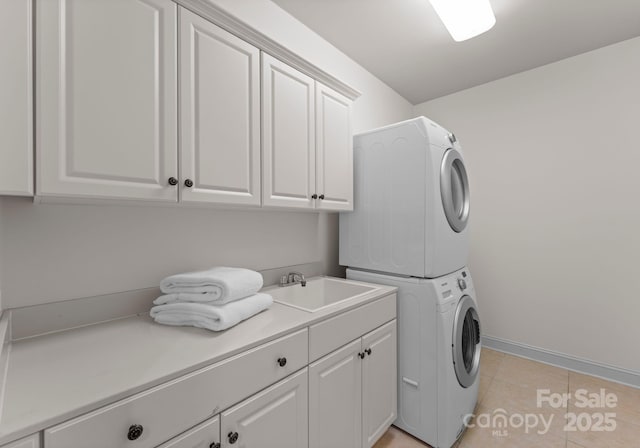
[262,53,316,209]
[36,0,178,202]
[315,83,353,211]
[262,54,353,211]
[0,0,33,196]
[179,8,261,206]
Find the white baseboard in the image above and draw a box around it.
[482,335,640,389]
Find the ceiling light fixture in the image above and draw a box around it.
[429,0,496,42]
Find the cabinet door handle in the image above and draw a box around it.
[184,179,194,188]
[277,357,287,367]
[209,443,221,448]
[168,177,178,186]
[228,431,239,444]
[358,352,365,359]
[319,194,325,200]
[127,424,143,440]
[311,194,318,199]
[365,348,372,356]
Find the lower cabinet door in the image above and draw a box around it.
[309,339,362,448]
[361,320,397,448]
[0,434,40,448]
[221,368,308,448]
[157,415,220,448]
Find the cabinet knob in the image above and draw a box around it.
[127,424,144,441]
[168,177,178,186]
[228,431,239,444]
[311,194,318,199]
[209,443,221,448]
[277,357,287,367]
[358,352,365,359]
[319,194,325,200]
[184,179,194,188]
[365,348,372,356]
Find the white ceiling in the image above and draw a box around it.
[271,0,640,104]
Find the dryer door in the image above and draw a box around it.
[440,148,470,233]
[452,295,481,388]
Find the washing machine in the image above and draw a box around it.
[340,116,470,278]
[347,267,481,448]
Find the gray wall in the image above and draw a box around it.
[414,36,640,373]
[0,0,413,309]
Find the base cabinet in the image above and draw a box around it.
[362,321,398,448]
[309,339,362,448]
[309,320,397,448]
[158,415,220,448]
[221,368,308,448]
[0,435,40,448]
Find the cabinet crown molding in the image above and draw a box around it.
[174,0,362,101]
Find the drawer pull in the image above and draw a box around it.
[277,357,287,367]
[209,443,221,448]
[365,348,372,356]
[127,424,144,440]
[228,431,239,444]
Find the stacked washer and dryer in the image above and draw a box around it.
[340,117,481,448]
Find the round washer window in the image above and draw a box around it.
[452,295,481,388]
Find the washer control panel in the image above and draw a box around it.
[458,278,467,290]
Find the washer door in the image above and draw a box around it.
[452,295,481,388]
[440,148,470,233]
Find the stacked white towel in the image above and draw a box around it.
[151,267,272,332]
[159,266,263,303]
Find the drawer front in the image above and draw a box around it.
[45,329,308,448]
[157,415,219,448]
[1,434,40,448]
[309,294,396,362]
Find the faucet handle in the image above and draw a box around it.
[280,275,288,286]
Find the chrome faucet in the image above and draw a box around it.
[279,271,307,287]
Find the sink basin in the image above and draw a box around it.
[268,277,379,312]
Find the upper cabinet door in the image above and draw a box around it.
[262,53,316,209]
[179,8,260,206]
[0,0,33,196]
[315,83,353,211]
[36,0,178,202]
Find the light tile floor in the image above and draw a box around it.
[374,349,640,448]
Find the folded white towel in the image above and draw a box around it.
[159,267,263,302]
[154,292,243,306]
[150,293,273,332]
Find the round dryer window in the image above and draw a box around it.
[440,148,470,232]
[452,295,481,388]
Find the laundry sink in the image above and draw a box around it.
[267,277,379,312]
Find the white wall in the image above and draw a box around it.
[0,0,413,309]
[414,36,640,373]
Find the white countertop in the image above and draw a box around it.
[0,280,396,445]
